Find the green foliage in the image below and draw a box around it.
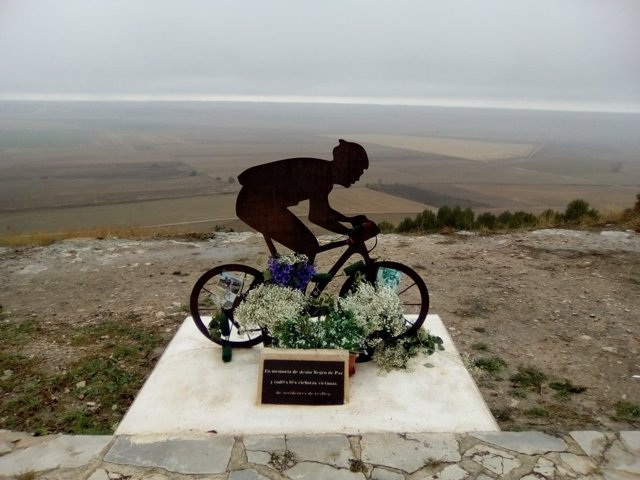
[507,211,537,229]
[510,365,548,394]
[614,400,640,421]
[437,205,475,230]
[70,316,159,351]
[0,311,165,434]
[510,388,528,399]
[539,208,562,226]
[564,199,599,224]
[524,405,549,418]
[415,210,438,230]
[377,194,628,233]
[472,341,489,351]
[61,409,107,435]
[0,352,34,377]
[377,220,396,233]
[620,193,640,230]
[436,205,452,226]
[397,216,417,232]
[476,212,497,230]
[270,308,365,351]
[0,315,40,348]
[491,406,513,421]
[414,328,445,356]
[473,356,507,376]
[496,211,512,226]
[549,379,587,400]
[371,329,444,372]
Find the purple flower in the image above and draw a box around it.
[268,256,316,289]
[294,263,316,288]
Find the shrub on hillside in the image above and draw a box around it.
[397,216,417,233]
[496,211,512,227]
[538,209,562,227]
[507,211,538,229]
[377,221,396,233]
[378,195,638,234]
[564,199,599,224]
[620,193,640,231]
[437,205,475,230]
[476,212,497,230]
[415,210,438,231]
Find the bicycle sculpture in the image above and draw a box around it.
[190,140,429,350]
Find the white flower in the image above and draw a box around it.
[234,283,305,331]
[278,252,309,266]
[338,282,405,337]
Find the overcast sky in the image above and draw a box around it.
[1,0,639,111]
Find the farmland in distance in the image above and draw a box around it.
[1,101,639,236]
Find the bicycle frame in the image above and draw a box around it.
[190,221,428,347]
[264,233,375,299]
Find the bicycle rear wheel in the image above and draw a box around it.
[190,264,264,347]
[339,261,429,337]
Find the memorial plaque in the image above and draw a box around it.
[258,349,349,405]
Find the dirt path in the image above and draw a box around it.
[1,229,639,432]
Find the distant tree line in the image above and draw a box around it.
[366,182,484,209]
[378,198,612,234]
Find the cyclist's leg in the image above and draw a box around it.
[272,210,319,262]
[238,194,318,261]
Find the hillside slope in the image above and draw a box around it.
[1,229,639,432]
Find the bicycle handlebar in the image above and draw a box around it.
[348,220,380,243]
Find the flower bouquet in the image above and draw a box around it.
[235,287,365,350]
[236,289,365,375]
[264,253,316,290]
[234,273,443,372]
[234,283,306,335]
[339,281,444,372]
[269,304,365,352]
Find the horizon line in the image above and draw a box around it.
[1,93,639,114]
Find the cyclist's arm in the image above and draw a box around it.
[308,195,352,234]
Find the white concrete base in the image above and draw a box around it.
[116,315,498,435]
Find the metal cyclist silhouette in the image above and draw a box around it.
[235,139,369,262]
[190,139,430,349]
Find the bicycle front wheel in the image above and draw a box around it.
[339,261,429,338]
[190,264,264,347]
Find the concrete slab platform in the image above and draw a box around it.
[116,314,498,435]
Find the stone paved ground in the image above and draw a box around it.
[0,430,638,479]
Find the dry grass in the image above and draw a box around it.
[0,225,203,247]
